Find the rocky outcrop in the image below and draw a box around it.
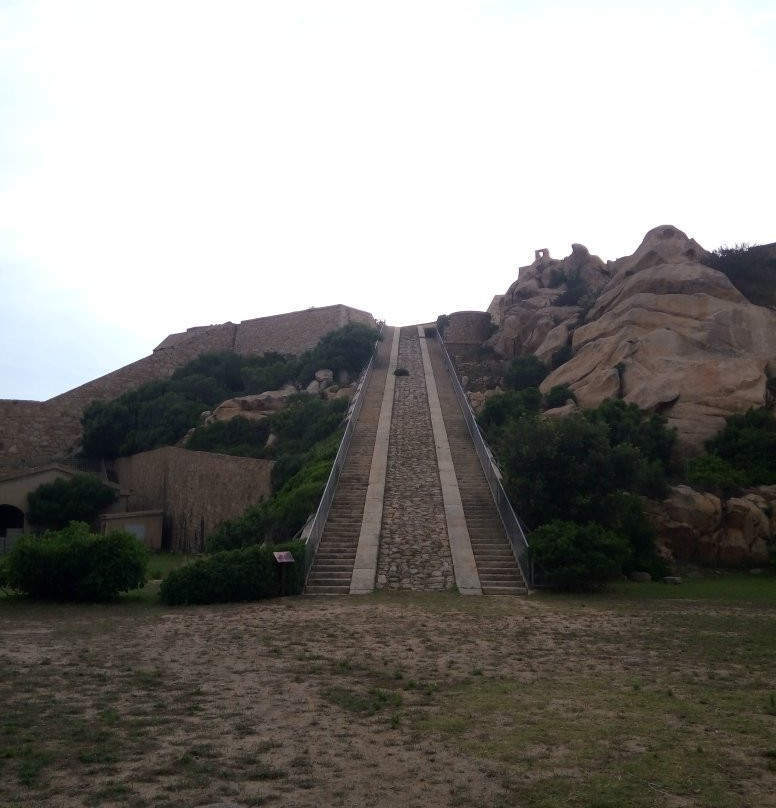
[204,386,298,424]
[490,225,776,451]
[648,484,776,566]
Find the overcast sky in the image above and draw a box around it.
[1,0,774,401]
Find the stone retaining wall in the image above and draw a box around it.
[377,328,455,590]
[115,447,273,553]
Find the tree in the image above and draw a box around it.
[503,356,548,391]
[27,475,118,530]
[530,521,631,592]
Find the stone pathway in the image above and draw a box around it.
[377,328,455,591]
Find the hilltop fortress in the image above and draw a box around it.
[0,304,375,471]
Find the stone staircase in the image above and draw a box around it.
[427,337,527,595]
[304,327,393,595]
[305,324,526,596]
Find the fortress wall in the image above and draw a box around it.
[115,447,273,553]
[0,305,373,468]
[445,311,493,344]
[0,400,63,469]
[234,304,375,356]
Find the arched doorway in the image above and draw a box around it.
[0,504,24,537]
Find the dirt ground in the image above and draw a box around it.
[1,589,775,808]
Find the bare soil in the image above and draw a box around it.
[1,588,775,808]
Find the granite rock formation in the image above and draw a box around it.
[489,225,776,452]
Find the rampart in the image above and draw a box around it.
[0,304,374,468]
[115,447,273,553]
[444,311,493,344]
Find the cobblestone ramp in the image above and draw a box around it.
[305,328,393,594]
[377,328,455,590]
[427,338,528,595]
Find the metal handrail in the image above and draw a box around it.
[434,331,534,587]
[302,326,383,580]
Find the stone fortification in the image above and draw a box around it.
[443,311,493,345]
[115,447,273,553]
[0,304,374,468]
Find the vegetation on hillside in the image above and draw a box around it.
[686,407,776,492]
[81,323,377,459]
[702,242,776,309]
[480,397,676,589]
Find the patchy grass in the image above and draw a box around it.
[0,577,773,807]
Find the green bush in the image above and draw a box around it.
[503,356,548,391]
[206,438,337,552]
[5,522,148,601]
[704,408,776,485]
[27,474,118,530]
[530,520,631,592]
[478,389,543,441]
[81,324,376,459]
[0,556,9,591]
[685,453,747,494]
[544,384,576,409]
[185,417,270,457]
[394,367,409,377]
[159,540,305,605]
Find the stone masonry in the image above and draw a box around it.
[377,328,455,590]
[0,304,374,469]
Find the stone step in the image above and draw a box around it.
[305,585,350,595]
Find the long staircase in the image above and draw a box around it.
[427,338,527,594]
[305,327,393,594]
[305,324,527,595]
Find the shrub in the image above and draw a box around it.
[529,520,631,591]
[436,314,450,336]
[503,356,548,391]
[186,417,270,457]
[544,384,576,409]
[27,474,118,530]
[159,540,305,605]
[685,453,747,494]
[477,389,543,440]
[0,556,9,592]
[394,367,410,377]
[582,398,676,473]
[206,436,339,552]
[5,522,147,601]
[81,325,377,459]
[705,408,776,485]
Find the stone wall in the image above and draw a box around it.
[235,304,374,356]
[377,328,455,590]
[0,304,374,468]
[114,447,274,553]
[444,311,493,344]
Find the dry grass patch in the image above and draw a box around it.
[0,579,774,807]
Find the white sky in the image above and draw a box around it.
[1,0,774,401]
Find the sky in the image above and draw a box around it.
[1,0,774,401]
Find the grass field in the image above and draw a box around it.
[0,574,774,807]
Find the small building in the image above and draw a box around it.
[99,510,164,552]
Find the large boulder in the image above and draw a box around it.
[205,386,298,424]
[527,226,776,451]
[648,484,774,566]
